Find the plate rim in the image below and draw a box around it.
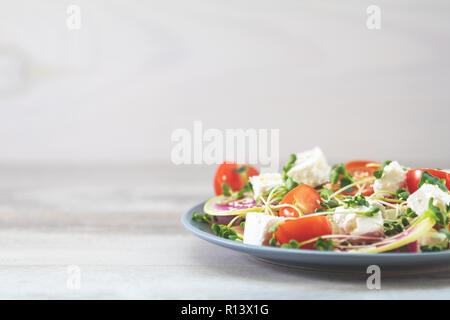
[182,201,450,259]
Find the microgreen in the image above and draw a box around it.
[236,181,252,199]
[330,163,354,191]
[401,217,409,227]
[233,166,249,174]
[319,189,334,201]
[279,239,300,249]
[192,212,214,224]
[395,189,410,200]
[420,245,446,252]
[221,183,232,196]
[363,206,380,217]
[438,229,450,240]
[269,224,278,233]
[313,237,334,251]
[320,199,340,209]
[425,198,449,227]
[418,171,449,192]
[373,160,392,179]
[405,207,418,218]
[211,223,241,241]
[344,194,369,208]
[269,233,278,246]
[383,220,404,236]
[282,154,297,181]
[285,177,299,191]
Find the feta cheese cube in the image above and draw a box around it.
[243,212,285,246]
[333,204,384,237]
[249,173,284,200]
[286,147,331,187]
[407,184,450,216]
[417,229,448,247]
[373,161,407,193]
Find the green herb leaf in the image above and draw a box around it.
[282,154,297,181]
[221,183,232,196]
[211,223,241,241]
[313,237,334,251]
[289,239,300,249]
[425,197,449,227]
[233,166,249,174]
[330,163,354,189]
[285,177,299,191]
[320,199,340,209]
[418,171,449,192]
[269,234,278,246]
[396,189,410,200]
[406,207,418,218]
[420,245,445,252]
[363,206,380,217]
[438,229,450,240]
[269,224,278,233]
[319,189,333,201]
[344,194,369,208]
[373,160,392,179]
[192,212,212,224]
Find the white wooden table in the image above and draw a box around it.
[0,165,449,299]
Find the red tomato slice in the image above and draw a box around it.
[279,184,322,217]
[213,161,259,195]
[334,160,379,196]
[406,169,450,194]
[275,216,332,249]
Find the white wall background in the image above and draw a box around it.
[0,0,449,168]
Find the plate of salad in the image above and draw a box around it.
[182,147,450,272]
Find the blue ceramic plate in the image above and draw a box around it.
[182,202,450,274]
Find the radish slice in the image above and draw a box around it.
[203,194,263,216]
[350,217,435,253]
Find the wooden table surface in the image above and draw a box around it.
[0,165,448,299]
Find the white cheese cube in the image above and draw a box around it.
[407,184,450,216]
[373,161,407,193]
[333,204,384,237]
[243,212,285,246]
[286,147,331,187]
[417,229,448,247]
[249,173,284,200]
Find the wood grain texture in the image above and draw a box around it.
[0,165,449,299]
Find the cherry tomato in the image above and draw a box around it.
[274,216,332,249]
[279,184,322,217]
[333,160,379,196]
[213,161,259,195]
[406,169,450,194]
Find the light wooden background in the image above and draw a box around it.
[0,0,450,167]
[0,165,449,299]
[0,1,449,299]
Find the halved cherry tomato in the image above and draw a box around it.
[274,216,332,250]
[406,169,450,194]
[213,161,259,195]
[334,160,379,196]
[279,184,322,217]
